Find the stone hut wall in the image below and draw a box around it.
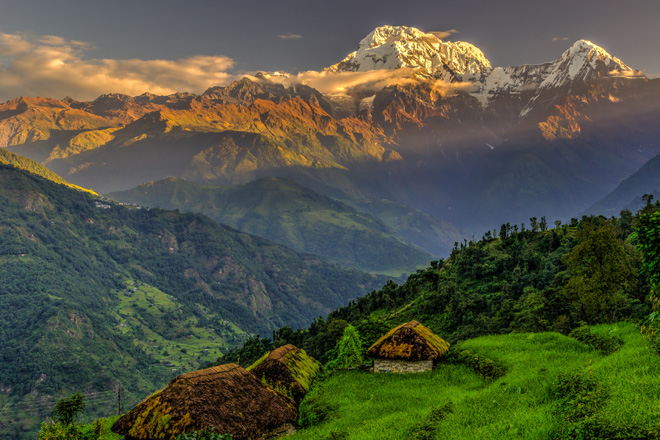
[373,359,432,373]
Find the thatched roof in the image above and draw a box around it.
[367,320,450,361]
[111,364,296,440]
[248,344,321,404]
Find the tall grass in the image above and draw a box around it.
[292,323,658,439]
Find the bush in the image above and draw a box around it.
[569,325,623,354]
[553,372,660,439]
[407,402,453,440]
[297,395,338,428]
[79,416,122,440]
[38,420,83,440]
[446,348,506,380]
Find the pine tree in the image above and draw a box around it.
[325,325,364,371]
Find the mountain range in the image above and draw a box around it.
[1,25,659,234]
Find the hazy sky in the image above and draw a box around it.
[0,0,658,100]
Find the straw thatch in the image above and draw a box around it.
[111,364,296,440]
[367,320,450,361]
[248,344,321,404]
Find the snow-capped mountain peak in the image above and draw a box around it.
[543,39,631,85]
[326,25,491,79]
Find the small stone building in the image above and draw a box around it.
[367,320,450,373]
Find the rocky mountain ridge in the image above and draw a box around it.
[1,25,658,232]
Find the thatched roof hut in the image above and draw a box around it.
[248,344,321,404]
[111,364,296,440]
[367,320,450,373]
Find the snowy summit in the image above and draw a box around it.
[326,25,491,80]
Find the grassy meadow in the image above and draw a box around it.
[113,280,243,373]
[291,322,659,440]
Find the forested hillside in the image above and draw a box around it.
[222,208,655,365]
[0,165,383,439]
[110,176,435,275]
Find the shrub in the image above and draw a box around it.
[38,420,83,440]
[407,402,453,440]
[446,348,506,380]
[569,325,623,354]
[297,395,338,428]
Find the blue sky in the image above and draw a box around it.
[0,0,657,100]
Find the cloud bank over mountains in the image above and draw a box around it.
[0,30,479,102]
[0,32,239,101]
[262,68,476,96]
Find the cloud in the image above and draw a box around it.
[608,69,646,78]
[0,32,240,102]
[278,33,303,40]
[263,68,476,96]
[552,37,570,42]
[429,29,459,40]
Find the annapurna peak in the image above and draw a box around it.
[326,25,491,80]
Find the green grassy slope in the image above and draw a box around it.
[291,322,659,440]
[110,176,432,275]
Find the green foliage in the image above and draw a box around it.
[217,336,273,367]
[635,210,660,292]
[561,219,638,323]
[297,394,338,429]
[38,415,122,440]
[228,213,648,371]
[446,348,506,381]
[80,416,122,440]
[354,318,391,354]
[569,325,623,354]
[553,372,607,439]
[407,402,453,440]
[38,421,83,440]
[553,368,660,439]
[53,392,86,426]
[175,429,233,440]
[325,325,364,371]
[634,205,660,353]
[320,430,348,440]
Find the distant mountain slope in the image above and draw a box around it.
[0,147,95,194]
[586,152,660,216]
[31,97,400,193]
[330,194,464,257]
[110,176,433,274]
[0,165,383,439]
